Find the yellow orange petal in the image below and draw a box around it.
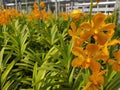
[113,50,120,59]
[90,61,101,72]
[70,22,76,32]
[86,44,99,56]
[102,23,115,31]
[108,59,116,65]
[73,38,83,47]
[112,63,120,72]
[97,75,104,85]
[80,22,92,30]
[94,54,109,62]
[83,58,91,68]
[68,29,74,36]
[101,23,115,36]
[83,82,92,90]
[72,47,84,56]
[98,70,108,76]
[93,13,106,28]
[94,32,108,45]
[71,58,83,67]
[81,31,92,41]
[90,72,98,85]
[102,46,109,56]
[108,39,120,46]
[71,9,83,20]
[77,28,83,36]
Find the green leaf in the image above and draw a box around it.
[2,80,14,90]
[33,62,38,90]
[0,47,5,71]
[45,46,58,60]
[1,60,16,88]
[105,72,120,90]
[69,67,75,86]
[32,62,47,90]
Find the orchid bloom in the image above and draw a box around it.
[68,22,84,47]
[80,13,115,45]
[108,50,120,72]
[68,22,82,37]
[33,3,39,10]
[83,69,107,90]
[40,1,46,8]
[71,9,83,20]
[72,44,100,68]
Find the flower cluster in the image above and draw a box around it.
[28,2,50,21]
[68,12,120,89]
[71,9,83,21]
[0,8,22,25]
[59,12,70,21]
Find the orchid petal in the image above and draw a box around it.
[94,32,109,45]
[93,13,106,28]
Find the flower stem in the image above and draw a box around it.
[89,0,93,23]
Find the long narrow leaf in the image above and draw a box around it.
[1,60,16,87]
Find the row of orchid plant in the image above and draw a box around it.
[0,0,120,90]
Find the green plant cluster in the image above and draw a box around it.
[0,10,120,90]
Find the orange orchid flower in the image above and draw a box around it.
[89,39,120,63]
[71,46,90,68]
[40,9,51,20]
[80,13,115,45]
[72,38,84,47]
[71,9,83,20]
[33,3,39,10]
[30,9,41,19]
[68,22,83,47]
[96,39,120,62]
[90,69,108,86]
[72,44,100,68]
[40,1,46,8]
[108,50,120,72]
[68,22,80,37]
[83,69,107,90]
[83,82,98,90]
